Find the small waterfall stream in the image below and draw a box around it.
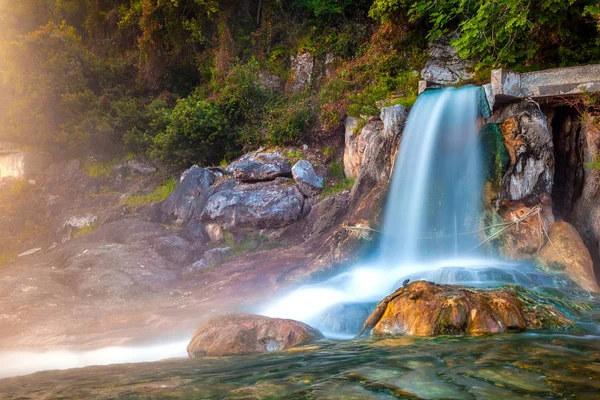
[379,86,482,262]
[264,86,537,336]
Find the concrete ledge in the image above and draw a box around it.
[492,64,600,103]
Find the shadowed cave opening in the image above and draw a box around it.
[544,104,600,278]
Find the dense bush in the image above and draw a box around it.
[370,0,600,69]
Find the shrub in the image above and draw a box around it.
[150,95,231,167]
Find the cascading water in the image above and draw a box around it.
[379,86,482,262]
[263,86,544,337]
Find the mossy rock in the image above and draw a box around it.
[479,124,510,186]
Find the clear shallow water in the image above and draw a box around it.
[1,330,599,399]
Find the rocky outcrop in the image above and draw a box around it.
[227,150,291,182]
[186,314,323,358]
[491,100,554,206]
[344,105,408,183]
[292,160,323,197]
[536,221,599,292]
[113,159,156,187]
[201,178,304,239]
[361,281,574,337]
[421,38,473,84]
[162,166,215,224]
[351,105,408,201]
[288,52,314,92]
[185,247,232,275]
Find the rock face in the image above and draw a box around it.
[227,150,292,182]
[351,105,408,201]
[201,178,304,235]
[162,166,215,224]
[344,104,408,182]
[292,160,323,197]
[187,314,324,358]
[185,247,232,275]
[343,117,367,179]
[421,38,473,84]
[288,52,314,92]
[361,281,574,337]
[491,100,554,206]
[537,221,600,292]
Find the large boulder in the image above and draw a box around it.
[491,100,554,206]
[292,160,323,197]
[361,281,574,337]
[162,166,215,224]
[201,178,304,239]
[536,221,600,292]
[420,38,473,84]
[186,314,323,358]
[227,150,292,182]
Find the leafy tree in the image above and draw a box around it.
[369,0,600,69]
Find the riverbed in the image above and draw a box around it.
[1,327,599,399]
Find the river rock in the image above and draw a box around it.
[421,38,473,84]
[227,150,292,182]
[361,281,574,337]
[292,160,323,197]
[187,314,324,358]
[162,165,215,224]
[201,178,304,236]
[536,221,600,292]
[491,100,554,205]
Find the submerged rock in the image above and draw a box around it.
[361,281,574,337]
[162,165,215,224]
[187,314,323,358]
[227,150,291,182]
[536,221,600,292]
[292,160,323,197]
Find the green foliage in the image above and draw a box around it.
[86,160,116,179]
[263,98,316,146]
[323,178,355,195]
[369,0,600,69]
[150,94,230,167]
[328,161,345,179]
[120,177,177,208]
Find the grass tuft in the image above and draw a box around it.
[120,178,177,209]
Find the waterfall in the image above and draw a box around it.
[263,86,529,337]
[379,86,482,262]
